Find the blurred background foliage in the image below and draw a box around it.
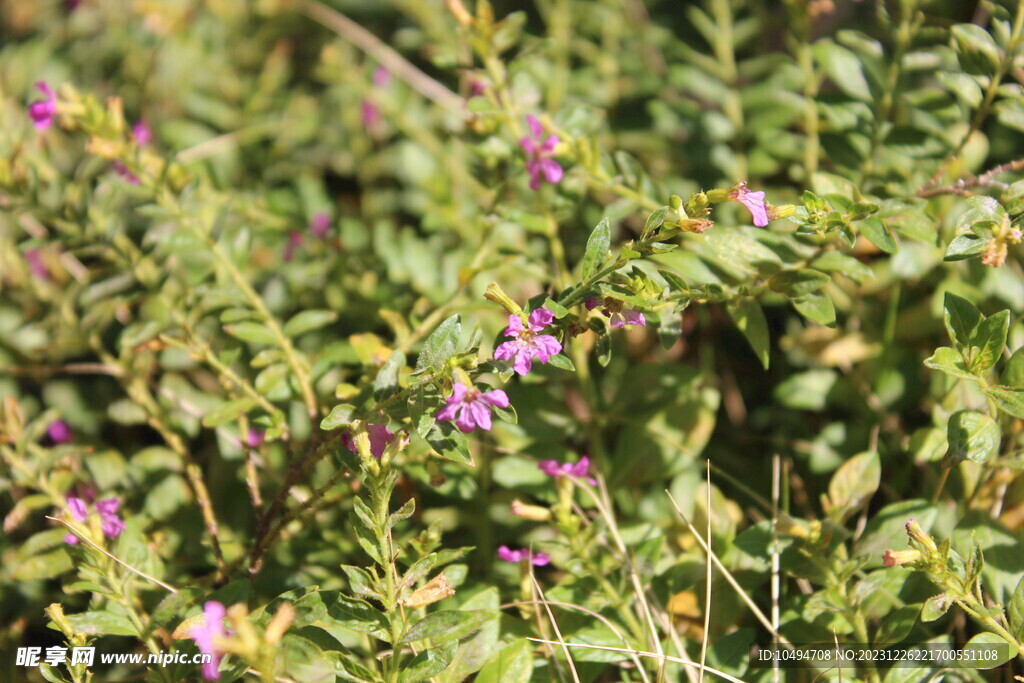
[2,0,1024,680]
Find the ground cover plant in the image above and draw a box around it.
[2,0,1024,681]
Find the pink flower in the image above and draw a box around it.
[436,383,509,433]
[520,115,563,191]
[63,496,125,544]
[47,420,72,444]
[28,82,57,130]
[361,100,381,131]
[246,428,264,448]
[309,212,331,239]
[494,308,562,375]
[283,230,304,262]
[538,456,597,485]
[132,120,152,146]
[373,67,391,88]
[497,545,551,566]
[585,297,646,328]
[730,182,769,227]
[111,161,141,184]
[189,601,227,680]
[341,425,396,459]
[24,249,50,280]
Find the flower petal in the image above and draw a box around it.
[528,307,555,330]
[539,158,563,185]
[480,389,509,408]
[526,114,543,139]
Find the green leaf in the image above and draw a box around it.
[340,565,383,601]
[814,39,872,100]
[437,588,501,683]
[920,592,952,623]
[969,309,1009,373]
[1004,347,1024,387]
[984,386,1024,419]
[12,548,73,581]
[202,398,257,428]
[1008,575,1024,641]
[937,71,983,108]
[324,593,390,640]
[644,206,671,236]
[859,217,897,254]
[924,346,975,380]
[946,411,1000,466]
[770,269,830,298]
[963,632,1012,669]
[811,250,873,282]
[944,232,987,261]
[546,354,575,371]
[828,451,880,521]
[417,315,461,371]
[283,310,338,337]
[792,292,836,327]
[874,604,919,644]
[321,404,355,430]
[400,640,457,683]
[476,639,534,683]
[951,24,1002,73]
[223,321,277,345]
[64,610,139,637]
[401,610,498,645]
[373,350,405,398]
[581,218,611,280]
[727,298,770,369]
[955,196,1007,234]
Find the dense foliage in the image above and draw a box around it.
[3,0,1024,681]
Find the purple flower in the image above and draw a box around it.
[497,545,550,566]
[585,297,646,328]
[341,425,396,459]
[373,67,391,88]
[520,115,563,191]
[730,182,769,227]
[538,456,597,485]
[494,308,562,375]
[47,420,73,444]
[24,249,50,280]
[64,497,88,545]
[28,82,57,130]
[111,161,140,184]
[361,100,381,131]
[132,120,152,146]
[246,428,264,448]
[309,212,331,239]
[63,496,125,544]
[436,383,509,433]
[189,601,227,680]
[283,230,304,262]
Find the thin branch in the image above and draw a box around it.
[300,0,466,114]
[524,639,748,683]
[530,573,582,683]
[47,516,177,593]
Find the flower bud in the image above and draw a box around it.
[705,189,729,203]
[669,195,683,210]
[510,499,551,521]
[882,548,922,567]
[484,283,523,316]
[677,218,714,234]
[775,514,811,540]
[905,518,938,554]
[263,602,295,645]
[768,204,797,220]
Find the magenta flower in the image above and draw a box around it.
[63,496,125,544]
[373,67,391,88]
[585,297,646,328]
[520,115,563,191]
[494,308,562,375]
[28,82,57,130]
[111,161,141,184]
[436,383,509,433]
[309,212,331,239]
[361,100,381,131]
[283,230,304,262]
[47,420,72,444]
[341,424,396,459]
[730,182,769,227]
[24,249,50,280]
[189,601,227,680]
[132,120,152,146]
[246,428,264,448]
[538,456,597,485]
[497,545,550,566]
